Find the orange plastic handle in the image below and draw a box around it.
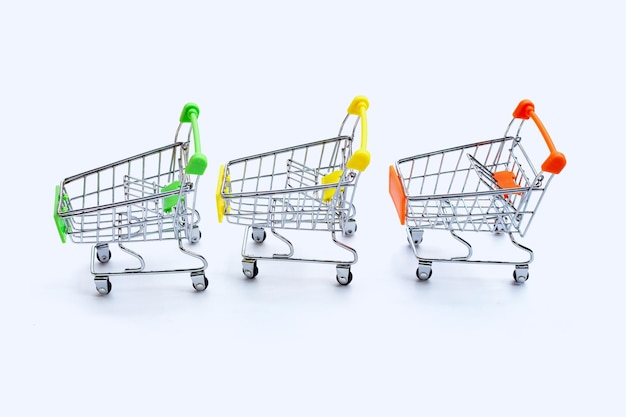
[389,165,407,225]
[512,100,566,174]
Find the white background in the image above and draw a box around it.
[1,1,624,416]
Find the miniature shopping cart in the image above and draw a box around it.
[216,96,370,285]
[389,99,566,283]
[54,103,209,294]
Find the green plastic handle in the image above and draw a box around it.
[54,185,67,243]
[180,103,207,176]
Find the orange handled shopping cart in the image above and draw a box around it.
[389,99,565,283]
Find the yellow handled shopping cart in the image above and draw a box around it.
[216,96,370,285]
[389,99,566,283]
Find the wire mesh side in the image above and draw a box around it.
[221,136,359,230]
[58,141,198,243]
[396,136,549,235]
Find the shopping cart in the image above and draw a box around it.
[216,96,370,285]
[53,103,209,294]
[389,99,566,283]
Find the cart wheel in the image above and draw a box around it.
[251,228,266,243]
[189,227,201,244]
[242,260,259,279]
[96,250,112,263]
[192,275,209,291]
[343,219,357,236]
[336,271,353,286]
[407,236,424,246]
[96,244,111,263]
[416,264,432,281]
[513,270,529,284]
[513,265,529,284]
[95,277,112,295]
[336,265,352,285]
[408,229,424,247]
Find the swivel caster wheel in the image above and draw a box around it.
[242,260,259,279]
[189,226,202,244]
[408,228,424,247]
[191,272,208,291]
[251,228,267,243]
[493,222,506,234]
[343,219,357,236]
[513,265,529,284]
[416,262,432,281]
[96,244,111,263]
[336,265,353,285]
[95,276,112,295]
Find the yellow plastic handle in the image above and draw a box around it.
[215,164,228,223]
[346,96,370,172]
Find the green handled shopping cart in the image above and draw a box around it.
[54,103,209,294]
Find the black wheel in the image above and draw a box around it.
[193,276,209,291]
[343,219,357,236]
[243,264,259,279]
[513,271,529,283]
[96,280,112,295]
[336,271,353,285]
[251,229,266,243]
[96,250,112,263]
[189,228,201,243]
[416,267,432,280]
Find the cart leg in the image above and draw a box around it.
[336,265,353,285]
[191,271,208,291]
[416,261,432,281]
[242,259,258,279]
[95,243,111,263]
[513,264,529,283]
[94,275,112,295]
